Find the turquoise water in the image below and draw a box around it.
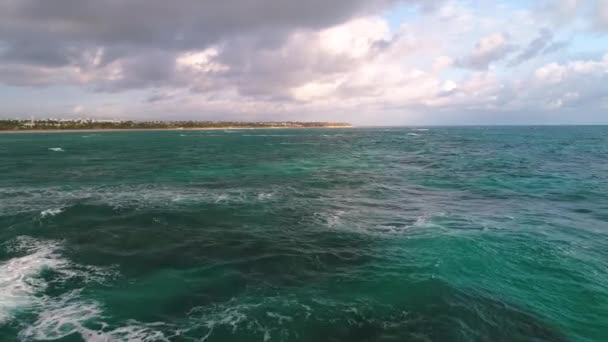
[0,127,607,341]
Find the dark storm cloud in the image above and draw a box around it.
[94,50,180,92]
[211,34,362,99]
[0,0,424,88]
[0,0,397,52]
[146,92,176,103]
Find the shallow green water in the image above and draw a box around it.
[0,127,607,341]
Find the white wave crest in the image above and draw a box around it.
[242,134,293,137]
[20,292,169,342]
[257,192,274,201]
[40,208,64,218]
[1,237,117,327]
[1,237,164,341]
[19,291,102,341]
[0,237,67,324]
[48,147,64,152]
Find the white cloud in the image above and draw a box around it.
[432,56,454,73]
[176,48,228,73]
[457,32,515,70]
[535,53,608,83]
[594,0,608,30]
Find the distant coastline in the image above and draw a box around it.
[0,120,352,133]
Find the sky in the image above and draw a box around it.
[0,0,607,125]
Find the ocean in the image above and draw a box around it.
[0,127,606,341]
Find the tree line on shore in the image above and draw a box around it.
[0,120,352,130]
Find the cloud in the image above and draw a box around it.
[594,0,608,30]
[544,0,608,32]
[0,0,607,125]
[457,33,516,70]
[509,29,567,66]
[0,1,401,83]
[0,0,442,91]
[0,0,395,47]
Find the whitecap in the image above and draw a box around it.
[20,294,169,342]
[40,207,63,218]
[242,134,293,137]
[313,210,346,229]
[414,215,429,226]
[0,237,148,342]
[19,289,169,342]
[266,312,292,324]
[188,302,259,340]
[0,237,67,324]
[19,291,103,341]
[279,142,317,145]
[0,237,118,326]
[257,193,274,201]
[48,147,64,152]
[214,194,230,203]
[407,133,418,136]
[95,322,170,342]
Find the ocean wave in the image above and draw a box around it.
[0,185,285,216]
[186,302,265,341]
[279,142,318,145]
[40,207,64,218]
[0,237,67,324]
[18,291,103,341]
[0,237,117,326]
[242,134,294,137]
[257,192,275,201]
[48,147,64,152]
[311,209,434,236]
[19,291,169,342]
[183,296,397,341]
[0,238,151,341]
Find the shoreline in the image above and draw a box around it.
[0,126,352,134]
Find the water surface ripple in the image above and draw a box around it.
[0,127,607,341]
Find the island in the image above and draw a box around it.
[0,119,352,132]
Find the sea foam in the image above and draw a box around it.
[0,236,164,341]
[0,237,67,324]
[40,207,64,218]
[48,147,64,152]
[1,237,118,335]
[19,293,169,342]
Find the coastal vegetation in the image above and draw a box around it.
[0,119,352,131]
